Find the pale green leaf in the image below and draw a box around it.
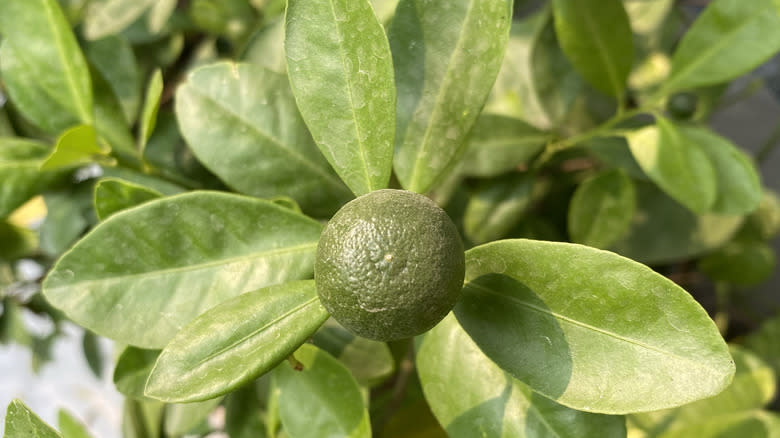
[175,62,352,217]
[455,239,734,414]
[41,125,109,171]
[463,173,534,245]
[552,0,633,97]
[418,314,626,437]
[568,169,636,249]
[285,0,395,195]
[626,118,717,213]
[58,410,93,438]
[275,343,371,438]
[147,0,177,33]
[83,0,157,40]
[164,398,223,437]
[242,18,286,73]
[42,191,323,348]
[93,178,162,221]
[655,410,780,438]
[665,0,780,93]
[85,35,141,124]
[121,399,163,438]
[138,69,163,153]
[390,0,513,193]
[0,138,67,218]
[4,400,62,438]
[146,280,329,402]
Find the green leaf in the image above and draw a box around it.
[626,117,717,213]
[455,240,734,414]
[81,330,103,378]
[0,221,38,261]
[741,189,780,241]
[418,314,626,437]
[460,115,549,178]
[275,343,371,438]
[175,62,352,217]
[551,0,633,97]
[39,190,90,257]
[85,35,142,124]
[285,0,395,196]
[145,280,329,402]
[147,0,177,33]
[568,169,636,249]
[58,410,93,438]
[91,65,138,157]
[138,69,163,154]
[699,240,776,286]
[164,398,223,437]
[389,0,513,193]
[225,384,268,438]
[121,398,163,438]
[242,18,286,74]
[652,410,780,438]
[0,0,94,130]
[83,0,157,40]
[677,126,762,215]
[312,320,395,387]
[4,399,62,438]
[744,315,780,379]
[610,180,743,264]
[41,125,110,171]
[0,138,67,218]
[93,178,163,221]
[42,191,323,348]
[113,346,160,399]
[664,0,780,93]
[623,0,675,36]
[463,173,534,245]
[100,167,185,196]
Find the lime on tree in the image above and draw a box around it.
[315,189,465,341]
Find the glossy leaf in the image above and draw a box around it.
[275,343,371,438]
[43,191,323,348]
[677,125,762,215]
[455,240,735,414]
[164,398,223,437]
[389,0,513,193]
[0,0,94,129]
[418,314,626,437]
[175,62,352,217]
[699,239,776,286]
[93,178,163,221]
[463,173,534,245]
[83,0,156,40]
[138,69,163,153]
[664,0,780,93]
[4,399,61,438]
[85,35,141,124]
[610,181,743,264]
[312,320,395,387]
[552,0,633,97]
[146,280,329,402]
[0,138,67,218]
[460,114,549,178]
[285,0,395,195]
[113,346,161,399]
[58,410,93,438]
[626,118,717,213]
[568,169,636,249]
[41,125,109,171]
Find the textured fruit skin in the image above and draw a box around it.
[315,189,465,341]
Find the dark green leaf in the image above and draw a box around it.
[664,0,780,93]
[175,62,352,217]
[43,191,323,348]
[58,410,93,438]
[0,0,94,130]
[81,330,103,378]
[626,117,717,213]
[93,178,162,221]
[164,398,223,437]
[83,0,156,40]
[699,240,776,286]
[138,69,163,153]
[146,280,329,402]
[463,173,534,245]
[285,0,395,195]
[0,221,38,261]
[113,346,161,399]
[312,320,395,387]
[568,169,636,249]
[41,125,109,171]
[91,64,138,158]
[389,0,513,193]
[418,314,627,437]
[85,35,141,124]
[4,399,62,438]
[552,0,633,97]
[0,138,68,218]
[225,384,268,438]
[455,240,734,414]
[744,315,780,379]
[275,343,371,438]
[586,137,647,180]
[460,115,549,178]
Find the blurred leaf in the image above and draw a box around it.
[39,190,90,257]
[85,35,142,124]
[242,18,286,73]
[623,0,674,36]
[147,0,177,33]
[91,65,138,158]
[58,410,93,438]
[381,400,447,438]
[0,221,38,261]
[456,240,734,414]
[586,137,646,180]
[389,0,513,193]
[744,316,780,384]
[463,173,534,245]
[0,138,69,218]
[146,280,329,402]
[552,0,633,97]
[285,0,395,196]
[699,239,776,286]
[0,0,94,132]
[0,298,33,347]
[225,383,268,438]
[83,0,156,40]
[460,115,549,178]
[41,125,109,171]
[740,189,780,241]
[626,117,717,213]
[651,410,780,438]
[138,70,163,154]
[113,346,160,399]
[4,399,61,438]
[175,62,352,217]
[568,169,636,249]
[664,0,780,93]
[275,343,371,438]
[121,398,163,438]
[81,330,103,378]
[43,191,323,348]
[164,398,223,437]
[93,178,163,221]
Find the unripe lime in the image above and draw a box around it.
[666,92,698,120]
[315,189,465,341]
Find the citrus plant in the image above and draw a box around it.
[1,0,780,437]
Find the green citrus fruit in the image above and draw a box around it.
[315,189,465,341]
